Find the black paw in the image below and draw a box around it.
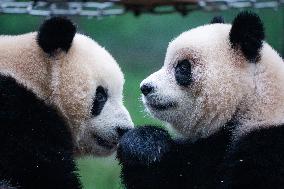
[117,125,172,166]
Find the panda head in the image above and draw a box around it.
[141,12,267,140]
[37,17,133,156]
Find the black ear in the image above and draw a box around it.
[37,17,76,54]
[210,16,224,24]
[229,12,265,62]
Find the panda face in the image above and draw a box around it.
[49,34,133,156]
[141,22,258,140]
[35,17,133,156]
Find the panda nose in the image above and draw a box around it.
[116,127,130,138]
[140,84,154,96]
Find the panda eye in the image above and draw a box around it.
[91,86,108,116]
[175,59,192,86]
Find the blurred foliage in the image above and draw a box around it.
[0,8,283,189]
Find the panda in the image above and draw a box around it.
[117,12,284,189]
[0,17,133,189]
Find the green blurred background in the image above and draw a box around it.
[0,8,283,189]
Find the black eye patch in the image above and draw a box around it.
[91,86,108,116]
[174,59,192,86]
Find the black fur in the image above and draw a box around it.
[219,126,284,189]
[229,11,265,62]
[117,126,172,166]
[91,86,108,117]
[117,125,232,189]
[175,59,192,87]
[0,75,81,189]
[0,181,16,189]
[118,123,284,189]
[37,17,76,54]
[210,16,224,24]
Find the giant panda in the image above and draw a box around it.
[0,17,133,189]
[117,12,284,189]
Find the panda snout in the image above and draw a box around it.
[140,83,155,96]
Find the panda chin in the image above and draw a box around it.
[76,133,118,157]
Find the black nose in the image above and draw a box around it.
[116,127,130,137]
[140,84,154,96]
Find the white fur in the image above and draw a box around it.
[141,23,284,141]
[0,32,133,156]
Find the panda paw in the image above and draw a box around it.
[117,125,172,166]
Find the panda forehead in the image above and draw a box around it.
[64,34,124,93]
[164,47,199,66]
[166,24,232,63]
[93,71,124,95]
[163,24,234,69]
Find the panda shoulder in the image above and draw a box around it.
[0,74,73,148]
[0,74,80,188]
[231,125,284,159]
[219,125,284,187]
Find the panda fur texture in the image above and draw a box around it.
[0,17,133,188]
[117,12,284,189]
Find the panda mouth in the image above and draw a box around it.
[147,101,177,111]
[93,134,117,149]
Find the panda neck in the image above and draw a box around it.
[234,43,284,136]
